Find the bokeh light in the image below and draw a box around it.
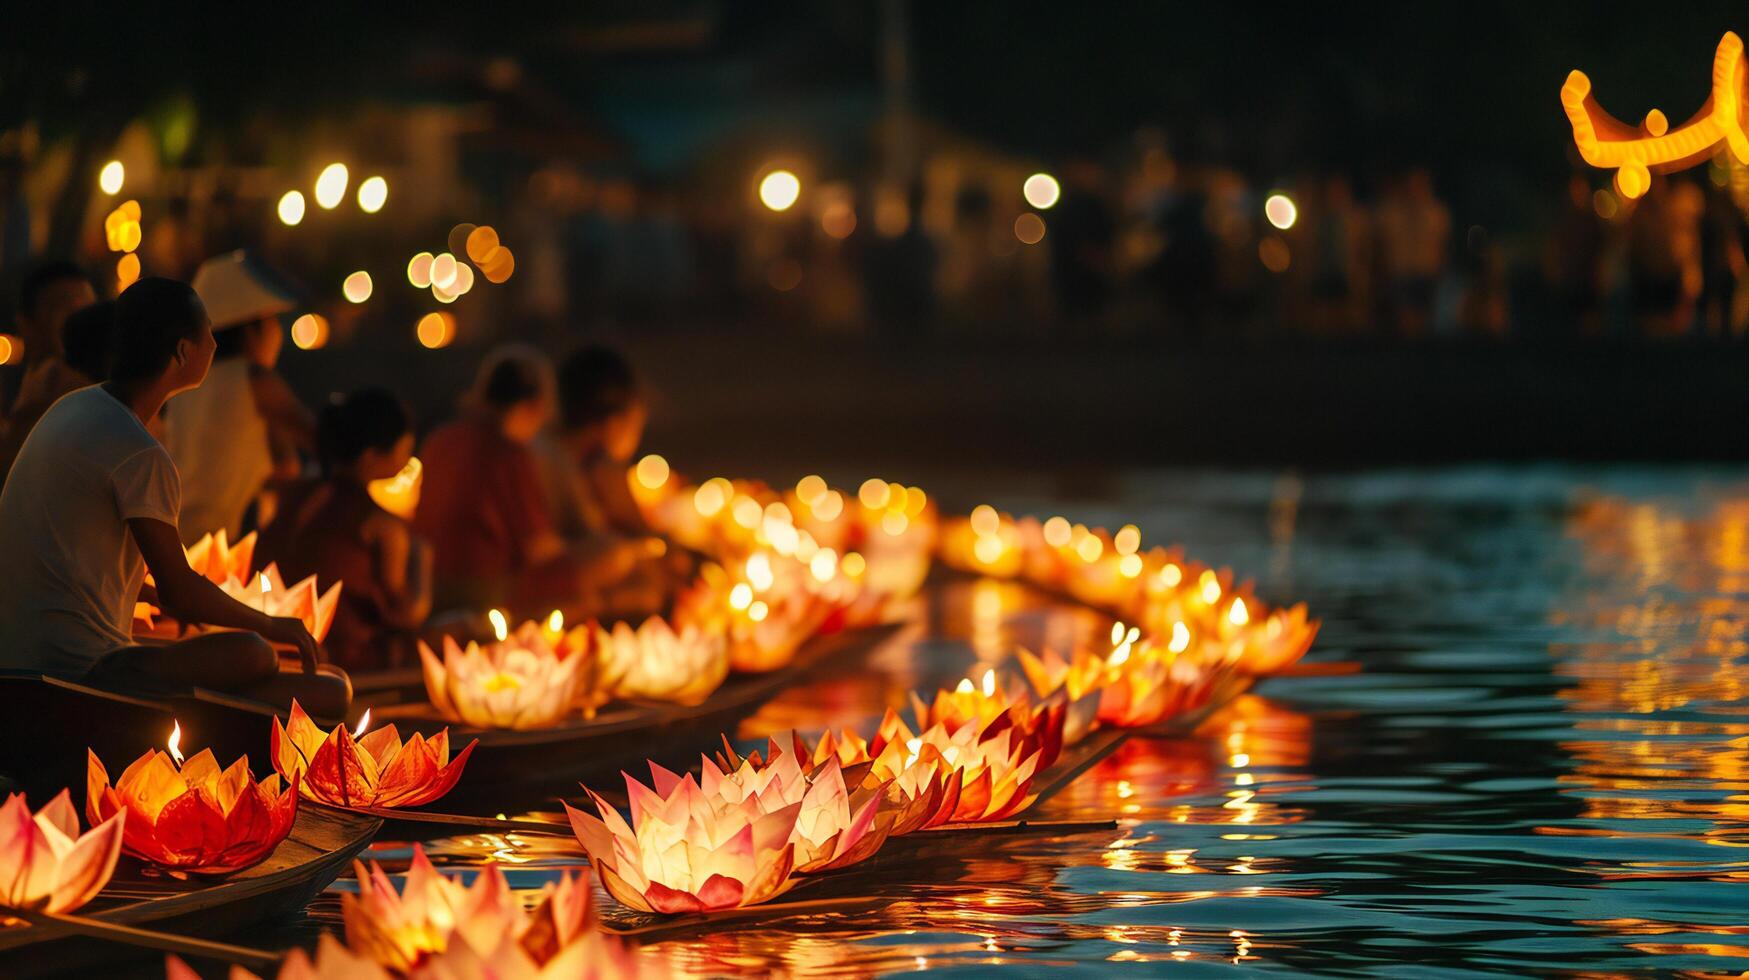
[314,163,349,209]
[357,176,388,213]
[342,270,373,303]
[115,253,140,289]
[278,191,306,226]
[416,312,456,349]
[821,200,856,239]
[447,223,477,256]
[430,253,458,290]
[1022,172,1060,209]
[407,252,434,288]
[0,335,19,366]
[635,454,670,490]
[759,169,801,211]
[1014,212,1046,244]
[98,160,124,196]
[1264,192,1298,230]
[1259,236,1291,272]
[465,226,500,264]
[290,314,330,350]
[480,246,515,284]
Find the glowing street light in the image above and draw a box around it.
[759,170,801,212]
[277,191,306,226]
[357,176,388,213]
[98,160,125,196]
[314,163,349,210]
[1264,193,1298,230]
[1022,173,1060,209]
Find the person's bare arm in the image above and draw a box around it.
[366,513,433,630]
[249,370,316,454]
[128,517,320,671]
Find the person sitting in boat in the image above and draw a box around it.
[0,299,123,484]
[166,251,315,544]
[0,277,349,717]
[414,346,568,616]
[257,388,432,672]
[538,344,679,616]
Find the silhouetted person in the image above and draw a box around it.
[0,278,348,716]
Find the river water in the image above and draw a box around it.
[307,465,1749,976]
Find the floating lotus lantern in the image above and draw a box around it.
[420,610,599,730]
[911,668,1014,735]
[866,711,1044,825]
[0,790,124,917]
[272,701,475,809]
[367,455,423,522]
[223,565,342,644]
[84,724,296,875]
[184,845,663,979]
[594,617,728,705]
[566,768,802,914]
[676,557,835,673]
[182,529,257,585]
[704,741,890,872]
[785,728,957,835]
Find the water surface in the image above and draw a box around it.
[318,465,1749,976]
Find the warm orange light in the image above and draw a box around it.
[0,335,18,367]
[1259,236,1291,273]
[1014,213,1046,245]
[116,253,141,290]
[1561,31,1749,199]
[416,312,455,349]
[0,791,123,914]
[635,454,670,490]
[352,709,372,738]
[759,169,802,211]
[479,246,515,284]
[290,313,329,350]
[342,271,372,303]
[821,200,856,238]
[465,225,500,265]
[167,719,185,767]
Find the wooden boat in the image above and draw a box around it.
[0,803,380,977]
[366,622,903,805]
[0,672,298,793]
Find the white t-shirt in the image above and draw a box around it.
[0,385,180,677]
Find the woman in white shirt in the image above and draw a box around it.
[0,278,348,718]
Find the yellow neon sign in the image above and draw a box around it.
[1561,31,1749,199]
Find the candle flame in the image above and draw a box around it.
[167,720,184,766]
[353,709,371,737]
[981,668,996,697]
[489,608,508,643]
[955,678,974,694]
[258,572,271,593]
[1170,621,1191,653]
[1229,597,1249,626]
[547,609,564,633]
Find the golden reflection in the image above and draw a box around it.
[1552,493,1749,910]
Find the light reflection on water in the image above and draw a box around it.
[295,466,1749,975]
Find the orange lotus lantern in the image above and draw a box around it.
[702,741,890,873]
[419,610,598,730]
[785,729,956,837]
[594,616,728,705]
[0,790,124,917]
[182,529,257,585]
[366,455,422,522]
[85,727,296,875]
[272,701,475,809]
[871,711,1044,825]
[224,565,342,643]
[565,767,802,914]
[183,845,663,980]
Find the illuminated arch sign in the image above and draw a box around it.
[1562,31,1749,198]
